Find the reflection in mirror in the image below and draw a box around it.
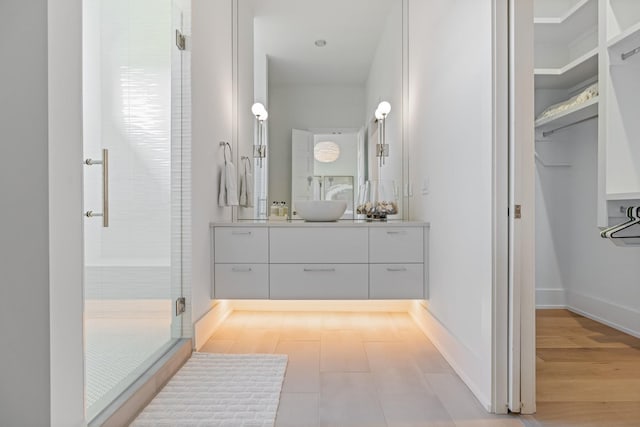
[291,129,363,219]
[235,0,406,220]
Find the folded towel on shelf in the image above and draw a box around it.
[536,82,599,121]
[218,161,239,207]
[239,158,254,207]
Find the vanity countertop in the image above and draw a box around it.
[210,220,430,228]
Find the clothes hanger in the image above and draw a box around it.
[601,207,640,244]
[600,206,637,238]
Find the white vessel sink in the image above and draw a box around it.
[295,200,347,222]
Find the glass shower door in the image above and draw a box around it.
[82,0,184,419]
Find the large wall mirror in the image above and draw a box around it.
[234,0,408,220]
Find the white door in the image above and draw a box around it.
[291,129,314,217]
[82,0,187,419]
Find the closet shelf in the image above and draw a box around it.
[607,22,640,61]
[534,0,591,24]
[535,97,598,134]
[535,49,598,89]
[534,0,597,46]
[606,192,640,201]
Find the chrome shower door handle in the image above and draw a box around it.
[84,148,109,227]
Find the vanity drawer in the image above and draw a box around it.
[369,264,424,299]
[214,264,269,299]
[270,264,368,299]
[369,227,423,263]
[214,227,268,263]
[270,228,368,263]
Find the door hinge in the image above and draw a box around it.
[176,30,186,51]
[176,297,186,316]
[514,204,522,219]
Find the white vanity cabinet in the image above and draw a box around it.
[212,227,269,299]
[368,227,425,299]
[211,222,429,300]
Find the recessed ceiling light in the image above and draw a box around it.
[314,39,327,47]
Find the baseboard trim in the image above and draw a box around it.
[567,291,640,339]
[535,288,567,308]
[194,301,234,350]
[90,338,192,427]
[409,301,492,412]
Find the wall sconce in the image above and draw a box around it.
[252,102,268,167]
[375,101,391,167]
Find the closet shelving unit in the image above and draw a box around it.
[535,0,640,229]
[534,0,598,91]
[534,0,599,140]
[601,0,640,224]
[534,96,599,136]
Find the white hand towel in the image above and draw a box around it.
[239,160,254,207]
[218,166,226,206]
[245,165,254,207]
[218,162,239,206]
[225,162,239,206]
[239,170,247,206]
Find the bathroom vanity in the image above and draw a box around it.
[210,221,429,300]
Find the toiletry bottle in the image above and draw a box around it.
[278,202,285,216]
[270,202,278,217]
[282,202,288,218]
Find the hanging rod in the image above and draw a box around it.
[542,114,598,138]
[621,45,640,61]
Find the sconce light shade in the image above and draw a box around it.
[314,141,340,163]
[375,101,391,120]
[251,102,268,120]
[377,101,391,116]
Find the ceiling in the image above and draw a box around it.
[253,0,396,86]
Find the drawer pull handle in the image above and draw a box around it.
[303,268,336,272]
[232,267,253,273]
[387,267,407,272]
[231,231,252,235]
[386,231,407,235]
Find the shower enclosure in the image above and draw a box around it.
[82,0,190,419]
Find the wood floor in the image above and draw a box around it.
[525,309,640,427]
[200,311,523,427]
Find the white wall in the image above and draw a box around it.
[536,118,640,336]
[192,0,233,322]
[0,0,52,425]
[408,0,495,409]
[269,84,365,206]
[535,89,573,307]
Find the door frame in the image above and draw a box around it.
[493,0,536,415]
[499,0,536,415]
[48,0,86,425]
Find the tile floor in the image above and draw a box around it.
[200,311,524,427]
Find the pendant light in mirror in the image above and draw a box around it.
[314,141,340,163]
